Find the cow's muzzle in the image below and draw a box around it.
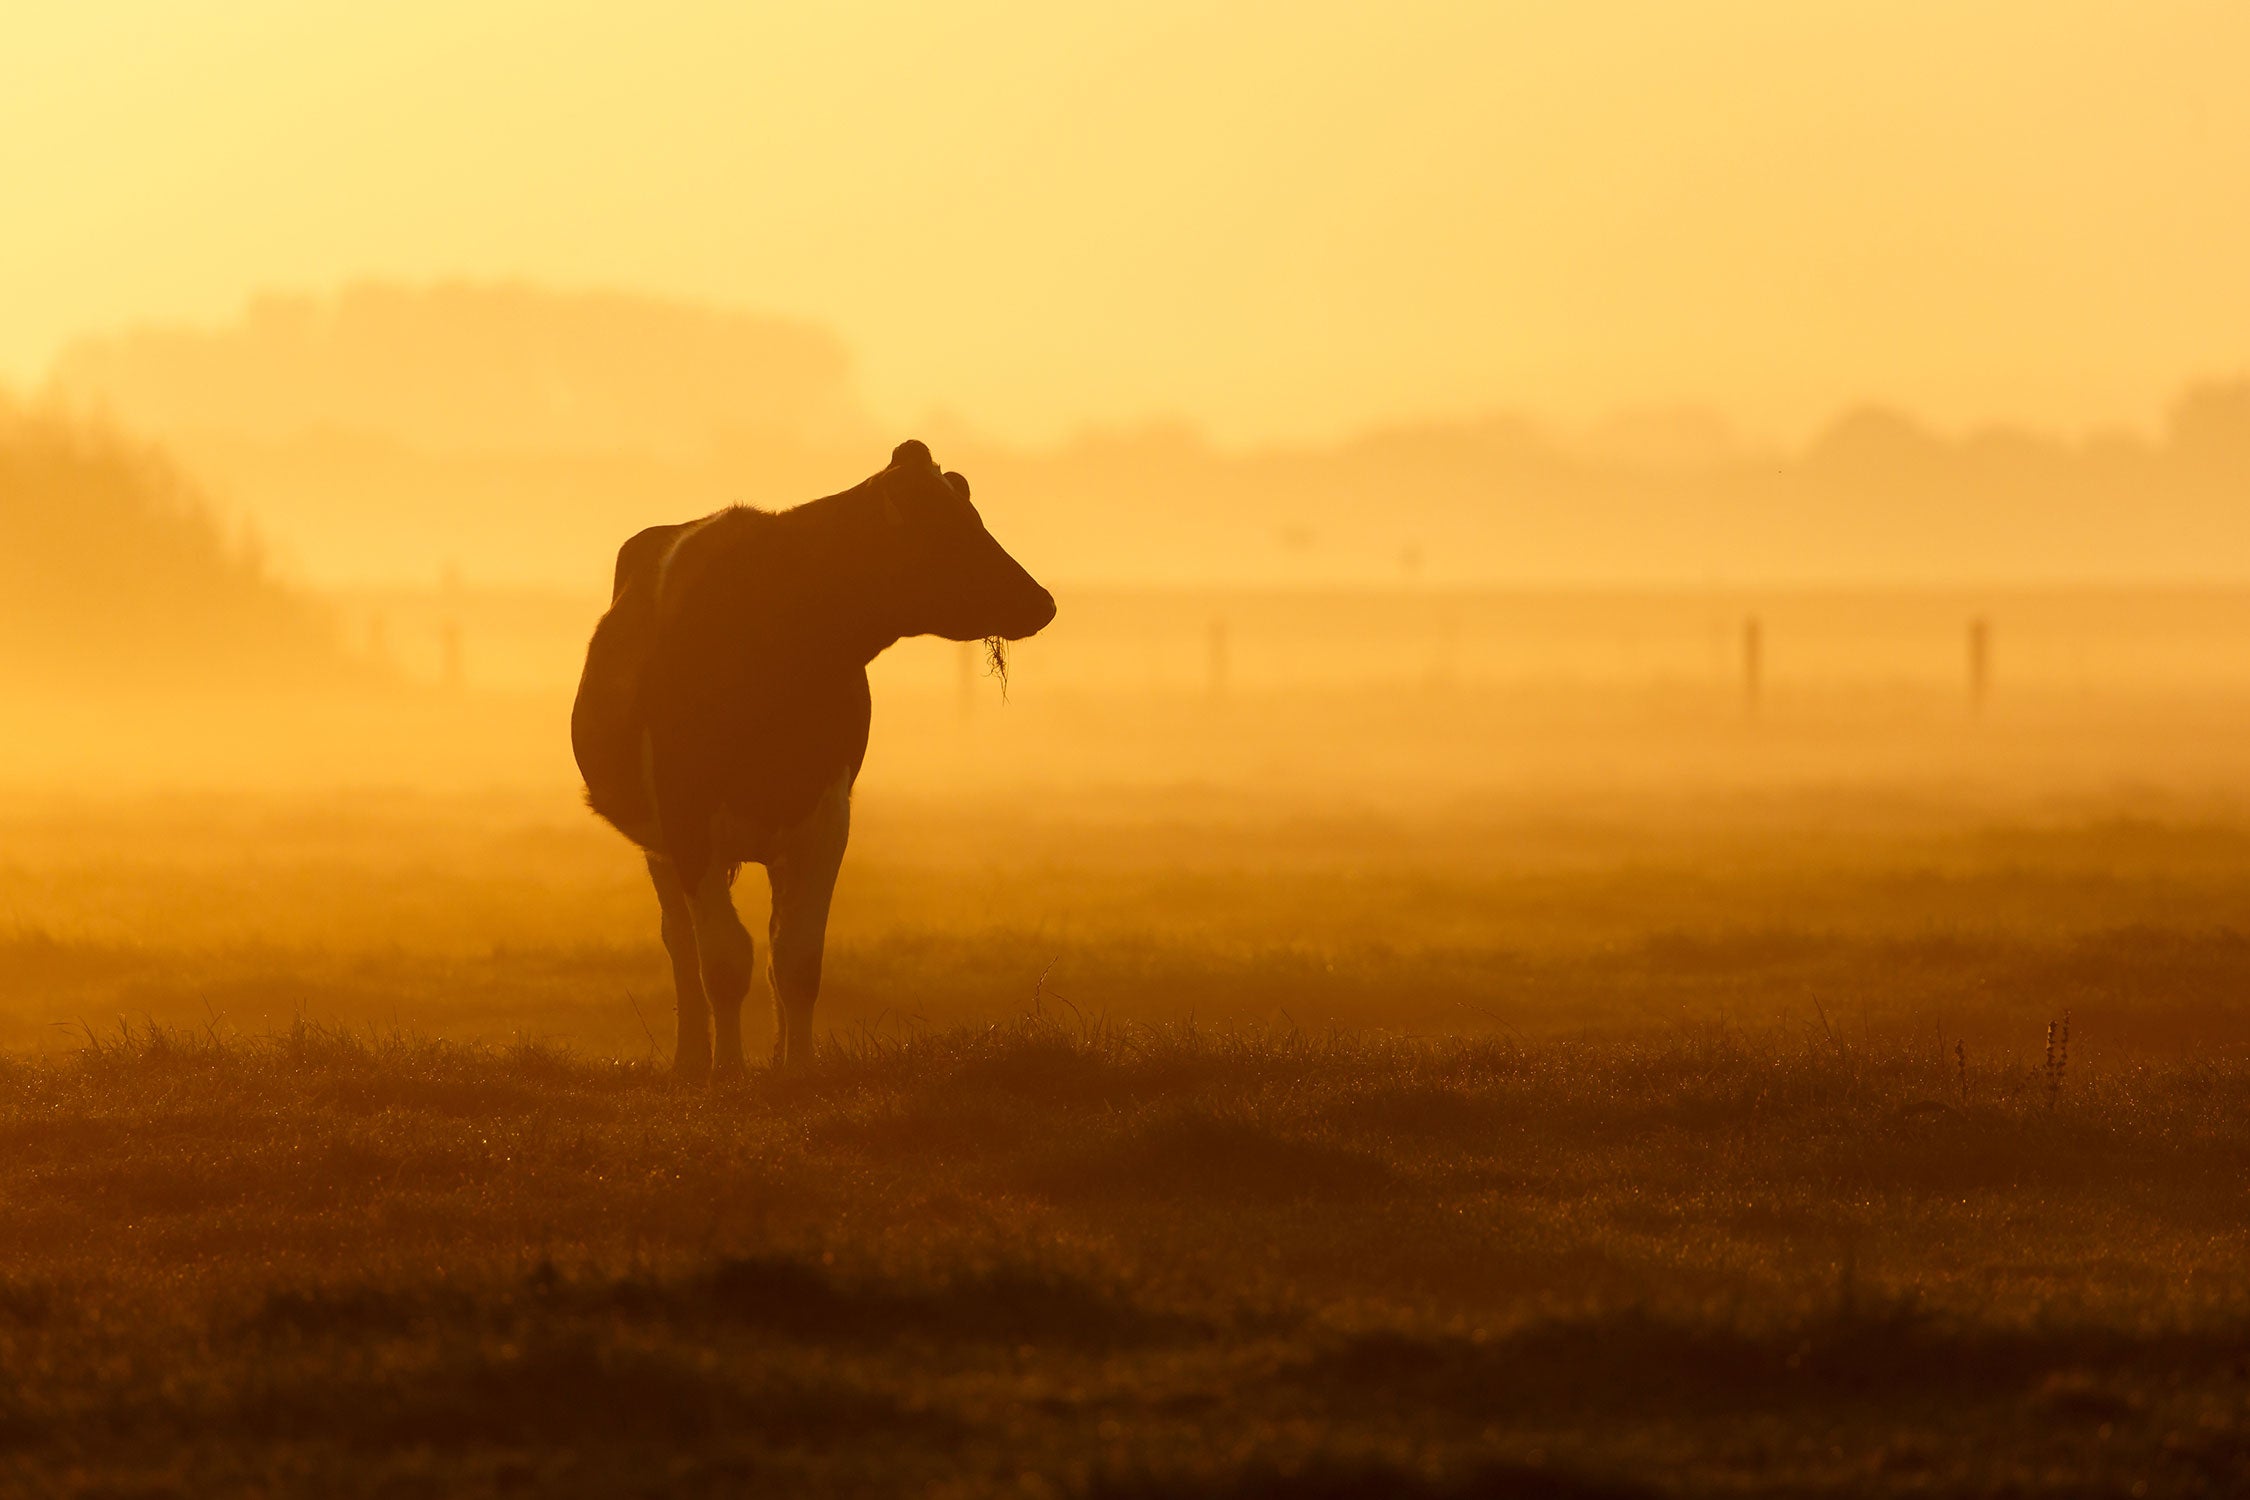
[1000,585,1057,640]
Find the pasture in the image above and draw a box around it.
[11,6,2250,1488]
[5,1017,2246,1498]
[4,735,2249,1494]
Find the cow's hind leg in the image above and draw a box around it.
[767,776,851,1069]
[646,854,712,1081]
[688,862,756,1082]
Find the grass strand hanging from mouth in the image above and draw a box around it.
[983,636,1009,702]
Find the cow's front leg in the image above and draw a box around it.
[646,854,711,1080]
[767,776,852,1068]
[687,860,756,1082]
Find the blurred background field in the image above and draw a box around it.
[8,274,2250,1083]
[9,649,2250,1070]
[10,393,2250,1070]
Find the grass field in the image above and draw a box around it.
[5,723,2250,1494]
[2,1019,2245,1496]
[10,775,2250,1060]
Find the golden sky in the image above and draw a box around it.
[4,1,2247,446]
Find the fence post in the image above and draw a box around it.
[1968,615,1991,715]
[1742,614,1762,716]
[438,564,465,691]
[439,619,464,691]
[1429,605,1460,692]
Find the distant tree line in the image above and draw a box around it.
[0,399,340,688]
[33,282,2250,586]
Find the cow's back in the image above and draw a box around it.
[572,520,696,845]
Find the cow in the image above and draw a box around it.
[571,440,1056,1078]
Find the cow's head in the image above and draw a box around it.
[873,440,1056,642]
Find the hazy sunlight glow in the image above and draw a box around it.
[4,1,2248,445]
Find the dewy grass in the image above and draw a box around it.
[2045,1010,2072,1111]
[3,1014,2248,1495]
[7,792,2250,1493]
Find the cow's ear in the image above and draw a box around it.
[943,471,971,501]
[891,439,932,468]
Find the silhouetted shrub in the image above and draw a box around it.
[0,398,338,686]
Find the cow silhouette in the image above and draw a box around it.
[572,441,1055,1076]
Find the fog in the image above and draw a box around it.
[10,9,2250,1490]
[30,281,2250,590]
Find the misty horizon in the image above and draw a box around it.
[15,278,2250,591]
